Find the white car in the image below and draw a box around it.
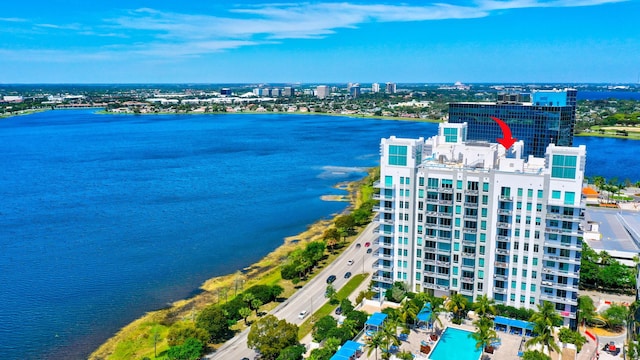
[298,310,308,319]
[347,259,354,266]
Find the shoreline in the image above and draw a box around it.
[89,177,367,359]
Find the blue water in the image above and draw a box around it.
[0,110,638,360]
[0,111,436,360]
[577,90,640,101]
[430,327,482,360]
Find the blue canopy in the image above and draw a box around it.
[365,312,388,327]
[330,340,362,360]
[416,302,432,323]
[494,316,534,330]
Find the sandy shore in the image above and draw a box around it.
[90,174,369,359]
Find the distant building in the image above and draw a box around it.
[374,122,586,328]
[220,88,232,96]
[372,83,381,94]
[260,88,271,97]
[282,87,294,97]
[448,88,577,158]
[2,95,23,103]
[350,84,361,98]
[316,85,330,99]
[385,82,396,94]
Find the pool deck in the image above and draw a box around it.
[356,313,600,360]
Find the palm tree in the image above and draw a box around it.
[473,294,496,318]
[399,300,419,329]
[530,301,562,328]
[381,319,401,355]
[525,320,560,355]
[471,316,498,352]
[526,302,562,355]
[365,330,384,360]
[446,293,469,323]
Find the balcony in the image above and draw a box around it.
[373,180,384,189]
[372,205,393,213]
[499,195,513,201]
[494,274,507,281]
[372,275,394,283]
[496,222,511,229]
[498,209,512,215]
[436,260,450,267]
[465,189,479,195]
[460,288,474,296]
[374,215,394,225]
[539,293,578,306]
[439,199,453,205]
[461,276,474,283]
[494,287,507,294]
[375,239,393,248]
[496,248,509,255]
[461,263,475,270]
[373,261,393,271]
[464,202,478,208]
[463,214,478,220]
[462,240,476,247]
[439,187,454,193]
[494,261,508,268]
[424,283,437,290]
[375,252,393,259]
[497,235,510,242]
[462,251,476,258]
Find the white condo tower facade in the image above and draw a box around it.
[373,122,586,328]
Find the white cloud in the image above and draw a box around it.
[2,0,627,60]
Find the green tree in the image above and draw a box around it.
[473,294,496,318]
[313,315,338,342]
[308,347,333,360]
[167,322,209,347]
[324,337,342,353]
[446,293,469,323]
[603,304,629,331]
[365,330,384,360]
[325,284,337,300]
[398,299,419,328]
[276,344,306,360]
[166,337,204,360]
[522,350,552,360]
[340,298,355,316]
[196,305,231,343]
[526,303,561,356]
[577,296,596,326]
[252,298,263,316]
[471,316,498,351]
[248,315,299,360]
[239,307,252,325]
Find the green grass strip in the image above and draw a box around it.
[298,273,368,339]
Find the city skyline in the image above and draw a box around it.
[1,0,639,84]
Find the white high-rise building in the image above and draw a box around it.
[372,83,381,93]
[374,122,586,328]
[316,85,330,99]
[385,82,396,94]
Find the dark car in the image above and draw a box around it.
[327,275,337,283]
[367,248,372,254]
[335,306,343,315]
[344,271,352,279]
[356,243,361,248]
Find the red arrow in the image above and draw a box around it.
[490,116,517,149]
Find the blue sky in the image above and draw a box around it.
[1,0,638,84]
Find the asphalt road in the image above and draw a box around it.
[207,222,378,360]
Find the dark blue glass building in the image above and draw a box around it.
[448,89,577,158]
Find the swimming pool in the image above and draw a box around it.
[429,327,482,360]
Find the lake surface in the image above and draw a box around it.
[0,110,638,359]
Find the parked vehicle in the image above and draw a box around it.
[326,275,337,283]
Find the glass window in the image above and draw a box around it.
[385,176,393,186]
[517,188,523,197]
[551,154,577,179]
[483,183,489,192]
[456,180,462,189]
[388,145,408,166]
[478,270,484,279]
[552,190,561,199]
[528,189,533,197]
[538,190,543,198]
[564,192,575,205]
